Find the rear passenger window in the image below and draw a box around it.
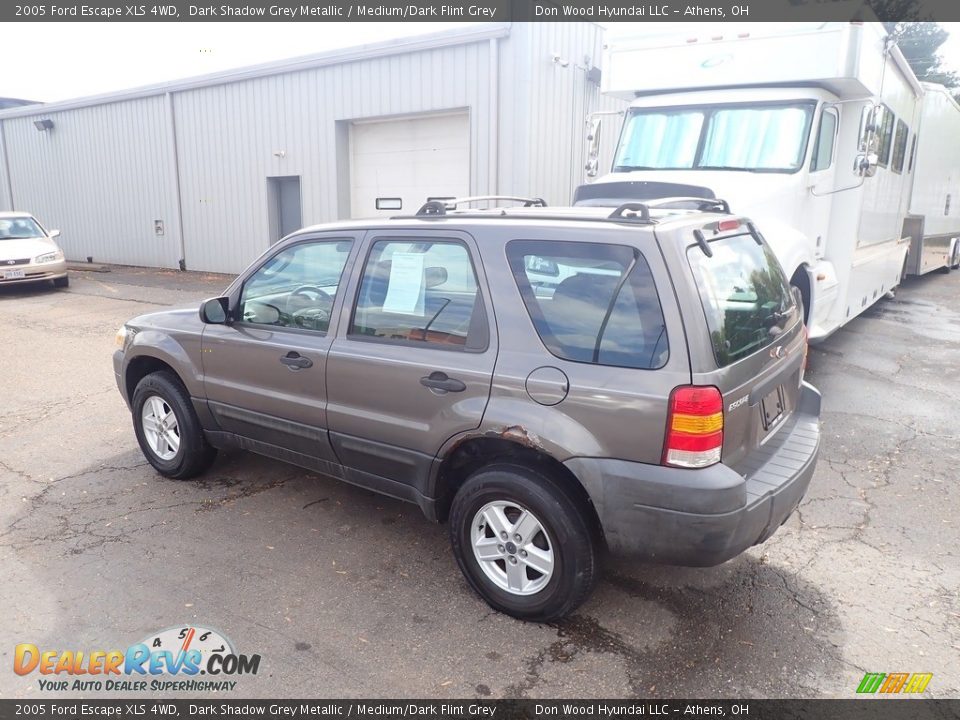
[507,241,669,370]
[687,234,799,367]
[350,239,485,349]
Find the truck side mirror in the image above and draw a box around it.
[855,152,879,178]
[585,117,602,178]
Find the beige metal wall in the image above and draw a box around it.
[0,96,181,268]
[172,40,495,273]
[0,23,626,274]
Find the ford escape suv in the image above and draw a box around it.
[113,197,821,621]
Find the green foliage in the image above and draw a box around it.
[889,22,960,90]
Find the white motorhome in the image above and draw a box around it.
[583,22,956,341]
[903,83,960,275]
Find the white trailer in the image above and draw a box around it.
[584,22,938,341]
[902,83,960,275]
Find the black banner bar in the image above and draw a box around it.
[5,0,960,22]
[2,700,960,720]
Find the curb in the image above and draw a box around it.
[67,262,111,273]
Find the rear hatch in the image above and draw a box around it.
[680,223,806,473]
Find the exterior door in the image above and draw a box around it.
[804,106,838,260]
[325,229,496,495]
[201,232,360,474]
[348,112,470,218]
[268,176,303,243]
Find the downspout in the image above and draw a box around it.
[0,120,14,210]
[165,91,187,270]
[488,36,500,196]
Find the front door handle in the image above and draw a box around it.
[420,371,466,393]
[280,351,313,370]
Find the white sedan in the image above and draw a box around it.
[0,212,68,288]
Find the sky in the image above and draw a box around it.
[4,21,960,103]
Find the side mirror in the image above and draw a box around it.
[855,152,879,178]
[585,116,602,178]
[199,296,230,325]
[49,229,61,239]
[425,266,448,288]
[525,255,560,277]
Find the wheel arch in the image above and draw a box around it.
[789,264,813,325]
[431,436,603,543]
[124,354,184,403]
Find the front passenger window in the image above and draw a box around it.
[240,240,352,332]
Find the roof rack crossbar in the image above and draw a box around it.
[642,196,732,214]
[415,195,547,216]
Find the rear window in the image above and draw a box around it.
[687,234,798,367]
[507,240,669,370]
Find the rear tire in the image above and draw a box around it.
[449,463,599,622]
[132,371,216,479]
[53,275,69,288]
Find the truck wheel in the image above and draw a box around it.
[449,463,599,622]
[131,371,216,479]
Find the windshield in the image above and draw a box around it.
[0,217,45,240]
[614,102,815,173]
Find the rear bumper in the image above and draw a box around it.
[566,382,821,566]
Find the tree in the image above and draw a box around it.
[887,22,960,90]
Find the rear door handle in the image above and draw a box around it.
[280,351,313,370]
[420,371,466,393]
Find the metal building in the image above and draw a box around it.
[0,23,623,274]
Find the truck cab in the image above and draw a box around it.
[587,22,921,340]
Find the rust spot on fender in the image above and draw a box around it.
[497,425,543,450]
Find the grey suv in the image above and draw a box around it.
[113,198,821,621]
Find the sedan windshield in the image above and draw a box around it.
[0,217,45,240]
[614,102,815,173]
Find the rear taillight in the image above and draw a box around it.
[663,386,723,468]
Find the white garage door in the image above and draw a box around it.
[349,112,470,219]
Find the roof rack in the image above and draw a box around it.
[415,195,547,216]
[642,196,732,214]
[606,196,732,225]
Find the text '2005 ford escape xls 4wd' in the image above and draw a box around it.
[113,197,821,621]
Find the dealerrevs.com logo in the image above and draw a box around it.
[14,625,261,692]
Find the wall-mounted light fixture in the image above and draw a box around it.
[33,119,54,132]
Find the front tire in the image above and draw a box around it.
[131,371,216,479]
[449,464,599,622]
[53,275,69,288]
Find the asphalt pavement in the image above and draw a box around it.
[0,265,957,699]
